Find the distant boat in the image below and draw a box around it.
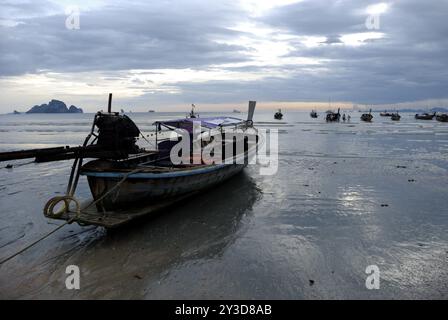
[391,112,401,121]
[415,112,435,120]
[326,108,341,122]
[310,110,318,118]
[380,110,392,117]
[436,114,448,122]
[188,104,198,118]
[233,109,242,114]
[274,109,283,120]
[361,109,373,122]
[148,110,155,113]
[120,109,125,114]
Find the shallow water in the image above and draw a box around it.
[0,111,447,299]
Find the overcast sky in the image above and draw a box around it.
[0,0,447,112]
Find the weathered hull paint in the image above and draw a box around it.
[85,163,246,210]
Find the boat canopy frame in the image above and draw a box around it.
[152,117,249,149]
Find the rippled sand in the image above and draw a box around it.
[0,111,447,299]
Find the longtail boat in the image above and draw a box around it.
[326,108,341,122]
[361,109,373,122]
[436,114,448,122]
[274,109,283,120]
[415,112,435,120]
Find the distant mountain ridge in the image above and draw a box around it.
[368,107,448,113]
[26,99,83,113]
[396,107,448,113]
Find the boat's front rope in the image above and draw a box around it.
[0,196,83,266]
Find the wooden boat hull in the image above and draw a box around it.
[83,163,247,211]
[415,114,435,120]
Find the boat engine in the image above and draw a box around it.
[94,112,141,155]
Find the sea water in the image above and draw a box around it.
[0,111,447,299]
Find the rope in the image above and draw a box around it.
[44,195,81,218]
[0,195,81,266]
[0,218,74,266]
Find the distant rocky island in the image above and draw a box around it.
[25,99,83,114]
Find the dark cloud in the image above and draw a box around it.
[0,0,447,105]
[0,0,250,75]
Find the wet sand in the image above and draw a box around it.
[0,111,447,299]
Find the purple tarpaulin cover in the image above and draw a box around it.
[156,117,243,132]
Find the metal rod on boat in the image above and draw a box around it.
[108,93,112,113]
[247,101,256,122]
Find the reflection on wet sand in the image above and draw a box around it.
[1,172,261,299]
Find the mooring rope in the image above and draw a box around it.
[0,218,74,266]
[0,195,82,266]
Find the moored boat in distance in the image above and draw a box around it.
[361,109,373,122]
[391,112,401,121]
[188,104,198,118]
[380,110,392,117]
[310,110,318,118]
[326,108,340,122]
[436,114,448,122]
[148,109,155,113]
[274,109,283,120]
[233,109,242,113]
[415,112,435,120]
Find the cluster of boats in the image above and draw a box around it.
[3,97,447,229]
[379,110,401,121]
[380,110,448,122]
[414,112,448,122]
